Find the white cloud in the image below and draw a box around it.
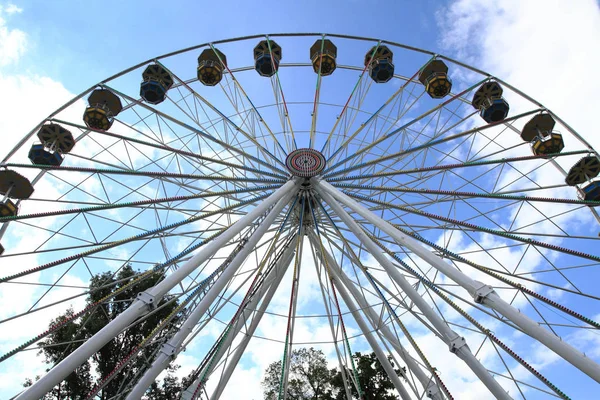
[3,3,22,14]
[435,0,600,397]
[2,2,599,399]
[0,3,26,66]
[438,0,600,152]
[0,74,81,162]
[0,7,95,398]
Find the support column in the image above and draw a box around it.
[126,191,297,400]
[205,243,296,400]
[321,254,413,400]
[281,228,304,400]
[315,178,600,384]
[315,185,512,400]
[308,232,444,400]
[184,264,281,400]
[18,180,299,400]
[309,237,354,400]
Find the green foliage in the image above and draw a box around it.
[263,349,404,400]
[262,347,335,400]
[24,264,189,399]
[331,352,405,400]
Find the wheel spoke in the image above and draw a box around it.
[4,34,599,400]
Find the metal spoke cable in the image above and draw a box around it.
[104,84,289,176]
[0,185,278,223]
[0,224,231,363]
[85,218,267,399]
[317,205,452,400]
[277,195,306,400]
[159,58,287,170]
[265,36,297,152]
[0,273,150,326]
[0,192,270,283]
[326,53,435,166]
[309,35,327,149]
[328,149,590,183]
[323,109,539,180]
[341,105,480,188]
[384,225,600,330]
[334,183,600,207]
[217,82,287,160]
[51,118,286,180]
[2,163,285,184]
[310,203,364,399]
[345,191,600,264]
[209,43,290,159]
[321,42,380,156]
[187,196,299,400]
[367,233,571,399]
[323,77,489,174]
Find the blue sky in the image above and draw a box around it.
[1,1,600,399]
[3,0,442,92]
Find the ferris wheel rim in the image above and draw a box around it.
[1,32,599,400]
[4,32,597,163]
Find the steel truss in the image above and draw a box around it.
[3,34,600,400]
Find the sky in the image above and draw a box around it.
[1,1,600,399]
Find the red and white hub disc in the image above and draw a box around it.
[285,148,326,178]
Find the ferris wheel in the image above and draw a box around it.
[1,33,600,400]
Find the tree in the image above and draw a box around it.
[24,264,190,400]
[331,352,405,400]
[262,347,336,400]
[263,349,404,400]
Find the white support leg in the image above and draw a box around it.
[17,180,298,400]
[315,178,600,384]
[281,220,305,400]
[126,191,296,400]
[206,244,296,400]
[195,243,295,397]
[308,232,444,400]
[324,256,413,400]
[315,185,512,400]
[192,265,279,393]
[309,239,354,400]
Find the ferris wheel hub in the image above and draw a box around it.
[285,148,326,178]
